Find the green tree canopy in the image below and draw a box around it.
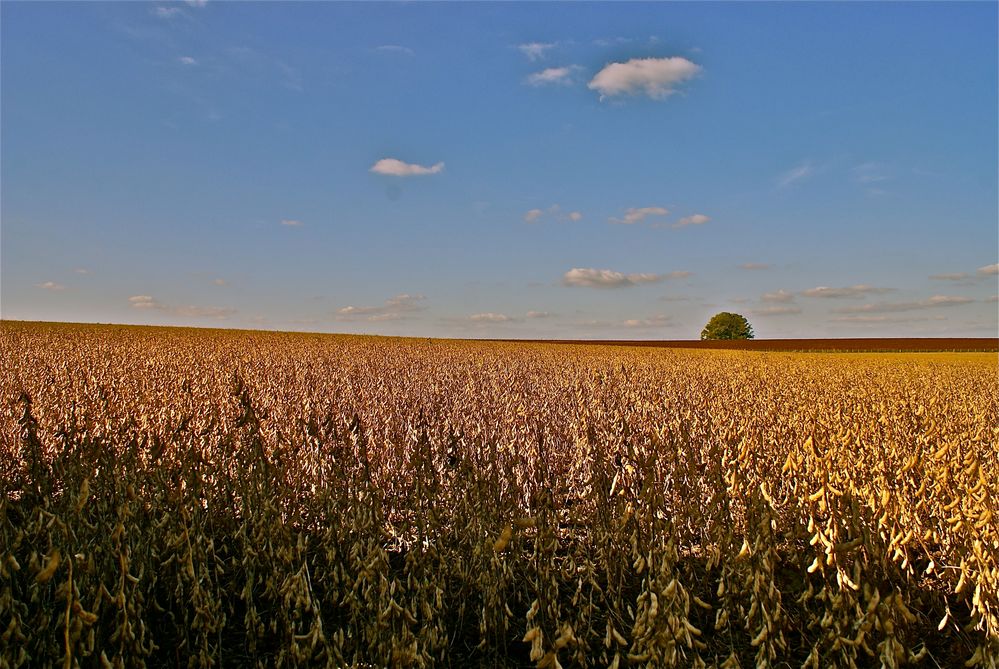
[701,312,754,340]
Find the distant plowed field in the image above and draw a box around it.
[1,321,997,668]
[507,337,999,352]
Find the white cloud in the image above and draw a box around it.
[336,294,426,321]
[761,289,794,303]
[740,263,770,271]
[802,284,893,299]
[153,6,181,19]
[674,213,710,228]
[777,162,813,188]
[526,310,551,319]
[588,57,701,100]
[518,42,556,61]
[280,219,303,227]
[370,158,444,177]
[75,268,91,275]
[526,66,582,87]
[610,206,669,225]
[623,314,674,328]
[178,56,198,66]
[469,312,513,323]
[525,204,583,224]
[563,268,663,288]
[978,263,998,276]
[374,45,414,56]
[833,295,974,314]
[185,0,207,6]
[752,305,801,316]
[129,295,234,319]
[37,281,65,291]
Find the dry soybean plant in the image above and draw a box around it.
[0,321,996,668]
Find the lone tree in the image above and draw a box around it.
[701,312,754,340]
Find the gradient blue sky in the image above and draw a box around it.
[3,1,997,339]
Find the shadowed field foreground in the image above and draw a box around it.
[1,322,997,668]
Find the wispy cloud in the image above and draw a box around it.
[469,312,514,323]
[526,310,551,319]
[336,294,426,322]
[588,57,701,100]
[526,66,583,87]
[852,162,889,184]
[74,268,91,275]
[525,204,583,224]
[129,295,235,319]
[987,295,999,303]
[673,213,710,228]
[609,206,669,225]
[740,263,770,271]
[833,295,974,314]
[563,268,663,288]
[374,45,414,56]
[801,284,893,299]
[153,6,182,19]
[518,42,556,61]
[978,263,998,276]
[761,289,794,303]
[777,162,813,188]
[370,158,444,177]
[623,314,674,329]
[930,272,971,281]
[178,56,198,66]
[185,0,207,7]
[752,305,802,316]
[280,218,303,227]
[37,281,65,291]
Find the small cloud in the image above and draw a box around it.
[987,295,999,303]
[518,42,556,61]
[74,268,91,275]
[609,206,669,225]
[588,56,701,100]
[37,281,65,291]
[374,45,414,56]
[752,305,801,316]
[833,295,974,314]
[469,312,513,323]
[802,284,893,299]
[153,6,181,19]
[853,162,889,183]
[178,56,198,66]
[665,271,692,279]
[777,162,813,189]
[761,289,794,303]
[526,310,551,319]
[280,219,304,227]
[185,0,207,6]
[658,295,690,303]
[526,65,582,87]
[740,263,770,271]
[930,273,970,281]
[370,158,444,177]
[978,263,998,276]
[674,213,709,228]
[212,278,227,286]
[524,204,583,224]
[336,294,426,322]
[623,314,674,329]
[563,267,662,288]
[129,295,234,319]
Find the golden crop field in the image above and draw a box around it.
[1,321,997,668]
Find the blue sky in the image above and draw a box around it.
[3,1,997,339]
